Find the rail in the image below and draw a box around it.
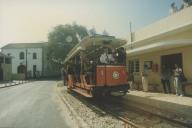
[70,92,192,128]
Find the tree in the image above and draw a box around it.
[47,24,88,63]
[89,27,97,36]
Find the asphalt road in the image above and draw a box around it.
[0,81,73,128]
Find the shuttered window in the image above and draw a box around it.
[128,60,140,73]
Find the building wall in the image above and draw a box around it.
[1,63,12,81]
[132,6,192,42]
[127,26,192,50]
[127,46,192,91]
[2,48,42,77]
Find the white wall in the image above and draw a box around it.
[128,6,192,43]
[2,48,43,77]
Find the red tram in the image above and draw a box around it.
[64,35,129,97]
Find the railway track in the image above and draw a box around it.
[70,92,191,128]
[107,96,192,128]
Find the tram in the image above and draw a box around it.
[64,35,129,97]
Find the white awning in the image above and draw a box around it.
[126,39,192,57]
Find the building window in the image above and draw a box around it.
[128,60,140,73]
[33,53,37,59]
[0,57,4,63]
[128,60,134,73]
[19,52,24,60]
[17,65,26,74]
[5,58,11,64]
[135,60,140,72]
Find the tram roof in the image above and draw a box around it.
[64,35,126,63]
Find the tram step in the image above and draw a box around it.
[72,88,93,98]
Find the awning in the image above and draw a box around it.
[126,39,192,57]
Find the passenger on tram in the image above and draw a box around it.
[108,50,115,64]
[75,64,81,82]
[100,48,115,64]
[116,47,126,65]
[89,60,96,84]
[67,61,74,75]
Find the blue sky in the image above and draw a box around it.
[0,0,182,47]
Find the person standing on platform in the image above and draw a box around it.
[128,72,135,90]
[174,64,184,96]
[142,65,149,92]
[161,65,171,93]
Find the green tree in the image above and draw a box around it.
[47,24,88,63]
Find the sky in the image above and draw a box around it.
[0,0,182,48]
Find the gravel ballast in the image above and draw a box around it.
[57,85,125,128]
[56,83,186,128]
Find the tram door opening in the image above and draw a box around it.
[161,53,183,72]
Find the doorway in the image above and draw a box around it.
[0,65,3,81]
[33,65,37,78]
[161,53,183,72]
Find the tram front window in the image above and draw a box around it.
[99,48,127,65]
[99,48,115,64]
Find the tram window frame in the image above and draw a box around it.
[128,60,140,73]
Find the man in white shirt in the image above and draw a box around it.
[100,49,115,64]
[100,52,108,64]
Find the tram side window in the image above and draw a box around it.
[128,60,140,73]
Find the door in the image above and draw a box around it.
[33,65,37,78]
[161,53,183,72]
[0,66,3,81]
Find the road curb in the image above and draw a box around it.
[56,82,89,128]
[0,80,31,89]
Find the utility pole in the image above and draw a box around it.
[129,22,133,49]
[25,49,28,80]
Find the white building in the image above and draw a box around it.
[1,43,45,79]
[1,42,61,79]
[0,52,12,81]
[125,6,192,94]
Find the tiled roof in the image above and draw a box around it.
[1,42,46,49]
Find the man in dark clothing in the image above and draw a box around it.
[161,66,171,93]
[75,63,81,82]
[117,47,126,65]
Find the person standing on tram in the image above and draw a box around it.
[100,48,115,64]
[117,47,126,65]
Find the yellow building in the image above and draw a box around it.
[125,7,192,94]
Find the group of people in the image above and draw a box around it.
[129,64,187,96]
[99,47,126,65]
[161,64,186,96]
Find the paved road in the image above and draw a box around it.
[0,81,73,128]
